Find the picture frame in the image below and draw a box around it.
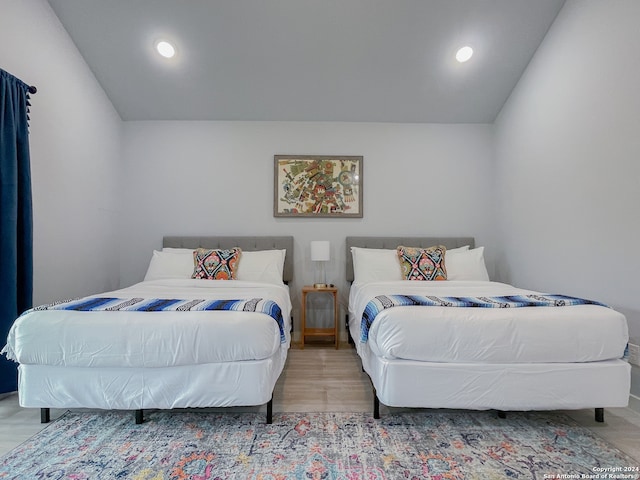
[274,155,363,218]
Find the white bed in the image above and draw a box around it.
[346,236,631,422]
[2,236,293,424]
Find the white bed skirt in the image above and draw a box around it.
[17,349,286,411]
[360,345,631,410]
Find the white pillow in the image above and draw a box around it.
[162,247,194,254]
[351,247,402,283]
[446,246,490,281]
[156,247,287,284]
[351,245,471,283]
[144,250,194,281]
[235,249,286,285]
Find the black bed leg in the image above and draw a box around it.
[497,411,507,419]
[40,408,50,423]
[135,409,144,424]
[266,398,273,424]
[373,391,380,419]
[595,408,604,423]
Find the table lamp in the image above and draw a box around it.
[310,240,330,288]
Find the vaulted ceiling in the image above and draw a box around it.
[47,0,565,123]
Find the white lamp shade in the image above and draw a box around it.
[310,241,331,261]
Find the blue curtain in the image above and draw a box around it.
[0,69,33,394]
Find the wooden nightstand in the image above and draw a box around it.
[300,285,339,349]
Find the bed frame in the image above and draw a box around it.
[346,236,630,423]
[37,235,294,425]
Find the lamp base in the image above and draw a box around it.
[313,283,327,289]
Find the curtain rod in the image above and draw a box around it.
[28,85,37,94]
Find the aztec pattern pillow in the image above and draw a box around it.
[192,247,241,280]
[397,245,447,281]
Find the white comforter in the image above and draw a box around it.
[4,279,292,368]
[349,280,628,363]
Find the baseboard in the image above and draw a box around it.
[628,394,640,414]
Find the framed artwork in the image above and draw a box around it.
[274,155,363,218]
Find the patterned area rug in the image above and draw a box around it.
[0,410,638,479]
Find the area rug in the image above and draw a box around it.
[0,410,638,479]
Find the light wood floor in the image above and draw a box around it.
[2,343,640,462]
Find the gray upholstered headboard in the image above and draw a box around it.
[345,236,475,282]
[163,236,294,283]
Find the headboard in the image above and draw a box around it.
[345,236,475,282]
[163,236,294,283]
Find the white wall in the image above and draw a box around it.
[120,121,494,330]
[0,0,123,304]
[494,0,640,391]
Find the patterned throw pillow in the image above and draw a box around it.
[192,247,241,280]
[397,245,447,281]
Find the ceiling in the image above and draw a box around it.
[47,0,565,123]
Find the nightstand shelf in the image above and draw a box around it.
[300,285,338,349]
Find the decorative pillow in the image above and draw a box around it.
[397,245,447,281]
[446,246,490,281]
[351,247,403,283]
[192,247,241,280]
[144,250,194,281]
[235,249,286,285]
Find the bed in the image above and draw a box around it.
[2,236,294,424]
[346,236,631,422]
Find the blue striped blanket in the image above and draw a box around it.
[32,296,286,343]
[360,294,607,342]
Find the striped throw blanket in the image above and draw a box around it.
[360,294,607,342]
[32,296,287,343]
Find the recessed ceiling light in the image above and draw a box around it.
[156,40,176,59]
[455,46,473,63]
